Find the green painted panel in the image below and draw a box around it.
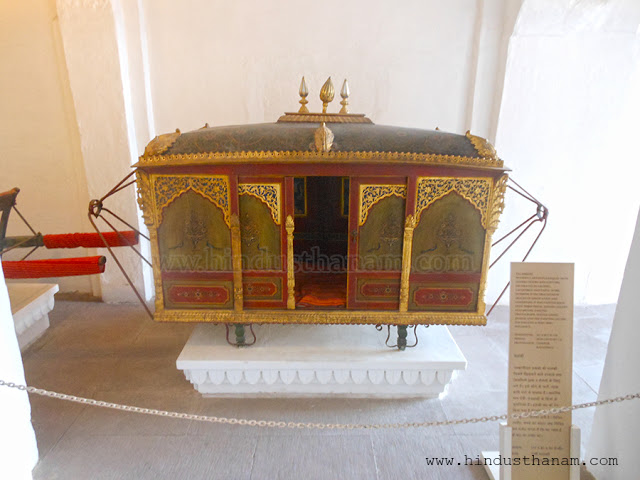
[358,195,405,271]
[412,192,485,273]
[158,190,231,271]
[239,194,281,271]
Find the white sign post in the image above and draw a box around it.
[483,262,579,480]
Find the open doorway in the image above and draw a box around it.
[293,176,349,309]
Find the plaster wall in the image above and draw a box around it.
[142,0,495,136]
[0,0,98,296]
[487,0,640,304]
[56,0,145,302]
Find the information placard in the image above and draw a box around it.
[508,262,574,480]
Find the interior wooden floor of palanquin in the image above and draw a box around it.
[22,301,611,479]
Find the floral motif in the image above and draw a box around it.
[153,175,230,226]
[238,183,281,225]
[415,177,492,228]
[359,185,407,226]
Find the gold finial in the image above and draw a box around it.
[298,76,309,114]
[339,79,350,114]
[319,77,335,113]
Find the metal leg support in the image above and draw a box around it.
[234,324,245,346]
[397,325,408,351]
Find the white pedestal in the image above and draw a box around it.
[482,423,581,480]
[7,283,58,351]
[177,324,467,398]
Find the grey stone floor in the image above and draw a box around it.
[21,301,614,480]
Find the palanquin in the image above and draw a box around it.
[134,79,508,347]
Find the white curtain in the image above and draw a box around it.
[487,0,640,305]
[587,207,640,479]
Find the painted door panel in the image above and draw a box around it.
[347,177,407,310]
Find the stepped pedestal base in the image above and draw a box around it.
[7,283,58,351]
[177,323,466,398]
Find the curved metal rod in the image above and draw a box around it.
[101,207,150,242]
[406,325,419,348]
[88,212,153,319]
[385,325,394,347]
[487,216,548,316]
[99,171,136,203]
[97,214,152,268]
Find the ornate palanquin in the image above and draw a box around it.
[134,78,508,340]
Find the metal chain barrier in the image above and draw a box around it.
[1,379,638,430]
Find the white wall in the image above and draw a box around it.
[55,0,146,302]
[0,0,98,296]
[487,0,640,305]
[143,0,505,136]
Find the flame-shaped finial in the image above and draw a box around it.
[319,77,335,113]
[339,79,350,114]
[298,76,310,113]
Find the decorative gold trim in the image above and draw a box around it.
[314,123,334,153]
[153,308,487,326]
[149,227,164,313]
[135,170,154,227]
[466,131,498,160]
[277,113,373,124]
[230,214,243,312]
[153,175,230,227]
[488,174,508,234]
[238,183,281,225]
[143,129,180,157]
[399,214,416,313]
[415,177,492,228]
[285,215,295,310]
[359,184,407,226]
[476,175,508,313]
[136,150,504,169]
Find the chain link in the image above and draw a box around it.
[1,379,638,430]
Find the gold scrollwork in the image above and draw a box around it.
[488,174,508,233]
[359,185,407,226]
[415,177,492,228]
[136,150,504,169]
[143,129,181,157]
[135,170,154,227]
[238,183,281,225]
[314,123,334,152]
[152,308,488,326]
[465,131,498,160]
[153,175,230,227]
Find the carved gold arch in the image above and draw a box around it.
[153,175,230,227]
[238,183,281,225]
[359,184,407,226]
[415,177,492,228]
